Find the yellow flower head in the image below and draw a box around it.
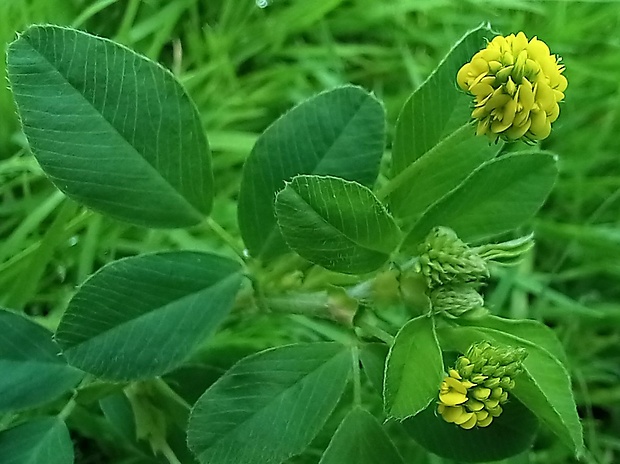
[437,342,526,429]
[457,32,567,142]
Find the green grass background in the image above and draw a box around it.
[1,1,619,463]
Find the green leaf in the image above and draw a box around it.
[403,396,538,463]
[55,252,243,381]
[384,315,444,419]
[389,24,496,216]
[359,343,389,394]
[437,323,583,456]
[275,175,400,274]
[238,86,386,262]
[187,343,352,464]
[0,417,74,464]
[100,393,136,440]
[319,408,405,464]
[0,309,83,413]
[7,25,212,228]
[459,315,568,364]
[388,123,501,225]
[403,151,558,250]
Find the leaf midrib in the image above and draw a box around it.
[194,348,349,461]
[59,271,241,352]
[278,183,391,255]
[16,27,203,221]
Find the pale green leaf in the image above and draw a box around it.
[403,151,558,250]
[55,252,243,381]
[0,417,74,464]
[275,175,400,274]
[7,25,212,228]
[319,408,405,464]
[238,86,386,261]
[388,119,501,223]
[389,24,496,217]
[384,315,444,419]
[187,343,351,464]
[0,309,83,413]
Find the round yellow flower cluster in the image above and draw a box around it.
[457,32,567,141]
[437,342,526,429]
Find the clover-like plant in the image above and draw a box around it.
[0,23,583,464]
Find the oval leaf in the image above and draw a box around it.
[389,25,496,212]
[55,252,243,380]
[187,343,352,464]
[7,25,213,228]
[275,175,400,274]
[0,417,74,464]
[0,309,83,413]
[387,125,501,223]
[384,315,444,419]
[319,408,405,464]
[403,151,558,250]
[238,86,386,261]
[403,396,538,462]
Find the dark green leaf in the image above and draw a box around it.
[403,396,538,462]
[7,25,212,228]
[0,309,83,413]
[319,408,405,464]
[390,24,496,217]
[275,175,400,274]
[187,343,352,464]
[0,417,74,464]
[55,252,243,381]
[403,151,558,250]
[384,315,444,419]
[238,86,386,261]
[359,343,389,394]
[437,323,583,456]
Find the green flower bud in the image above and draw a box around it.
[416,227,489,289]
[430,284,484,317]
[484,378,501,389]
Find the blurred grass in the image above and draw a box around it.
[1,0,619,463]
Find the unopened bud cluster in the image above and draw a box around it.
[416,227,487,318]
[416,227,489,288]
[416,227,534,318]
[437,342,527,429]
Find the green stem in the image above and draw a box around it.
[58,395,77,421]
[351,346,362,407]
[375,126,467,201]
[265,292,331,318]
[153,378,191,411]
[356,320,395,345]
[160,442,183,464]
[0,413,16,431]
[205,217,246,260]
